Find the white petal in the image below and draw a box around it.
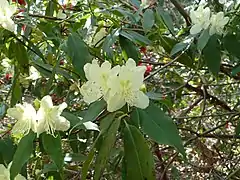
[58,102,67,113]
[80,81,103,104]
[110,65,120,76]
[83,63,91,80]
[209,26,215,36]
[55,116,70,131]
[101,61,111,71]
[133,91,150,109]
[41,95,53,109]
[107,93,126,112]
[15,174,26,180]
[7,104,24,120]
[126,58,136,68]
[190,24,202,35]
[0,164,9,179]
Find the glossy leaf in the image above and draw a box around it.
[203,35,221,75]
[197,29,210,51]
[10,132,36,180]
[94,117,121,179]
[124,123,156,180]
[42,133,64,170]
[102,29,120,58]
[223,34,240,58]
[143,9,155,31]
[137,103,185,156]
[170,42,188,56]
[119,35,140,62]
[157,6,174,34]
[0,137,16,165]
[67,33,92,77]
[120,30,151,45]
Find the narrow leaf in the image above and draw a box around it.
[124,123,156,180]
[143,9,155,31]
[137,103,185,156]
[120,30,151,45]
[42,133,64,170]
[119,35,139,62]
[94,118,121,179]
[10,132,36,180]
[203,35,221,75]
[170,42,188,56]
[67,33,92,77]
[197,29,210,51]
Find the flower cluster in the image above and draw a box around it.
[0,163,26,180]
[0,0,17,32]
[80,58,150,112]
[7,95,70,137]
[190,5,229,36]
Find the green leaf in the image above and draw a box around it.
[0,137,16,164]
[120,30,151,45]
[232,64,240,76]
[14,42,29,74]
[82,100,106,123]
[82,147,95,180]
[156,6,174,34]
[223,34,240,58]
[10,66,22,106]
[70,100,106,132]
[143,9,155,31]
[67,33,92,78]
[10,132,36,180]
[203,35,221,75]
[119,35,140,62]
[45,1,57,16]
[61,111,81,127]
[159,35,194,68]
[42,133,64,170]
[170,42,188,56]
[124,123,156,180]
[197,29,210,51]
[102,28,120,58]
[94,118,121,179]
[137,103,185,156]
[42,163,58,174]
[235,121,240,136]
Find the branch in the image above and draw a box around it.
[169,0,191,26]
[185,83,232,111]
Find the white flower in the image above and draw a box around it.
[190,5,211,35]
[141,0,150,8]
[80,81,103,104]
[56,10,67,19]
[25,66,41,81]
[106,59,149,112]
[0,0,17,32]
[7,103,37,136]
[219,0,226,4]
[36,95,70,136]
[80,60,120,104]
[0,163,26,180]
[209,12,229,36]
[1,58,11,69]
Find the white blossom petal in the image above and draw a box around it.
[80,81,103,104]
[107,93,126,112]
[40,95,53,109]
